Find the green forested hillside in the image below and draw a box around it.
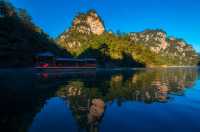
[57,10,198,67]
[0,1,67,67]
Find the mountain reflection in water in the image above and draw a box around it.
[0,68,200,132]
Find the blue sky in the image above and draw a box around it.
[10,0,200,52]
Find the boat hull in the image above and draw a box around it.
[34,66,96,72]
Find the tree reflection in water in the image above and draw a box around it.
[53,68,198,131]
[108,69,197,103]
[1,68,199,132]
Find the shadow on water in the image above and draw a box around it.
[0,68,200,132]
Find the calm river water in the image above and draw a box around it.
[0,68,200,132]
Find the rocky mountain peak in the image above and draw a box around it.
[70,10,105,35]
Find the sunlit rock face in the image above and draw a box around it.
[71,10,105,35]
[129,29,196,54]
[129,30,168,53]
[129,29,198,65]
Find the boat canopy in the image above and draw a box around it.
[35,52,55,57]
[56,58,96,61]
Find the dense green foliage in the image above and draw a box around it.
[0,1,67,67]
[58,30,198,67]
[58,31,162,67]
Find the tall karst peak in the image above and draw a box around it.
[70,10,105,35]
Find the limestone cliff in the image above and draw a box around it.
[70,10,105,35]
[57,10,105,56]
[129,30,168,53]
[129,29,198,65]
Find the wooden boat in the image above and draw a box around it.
[34,52,97,71]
